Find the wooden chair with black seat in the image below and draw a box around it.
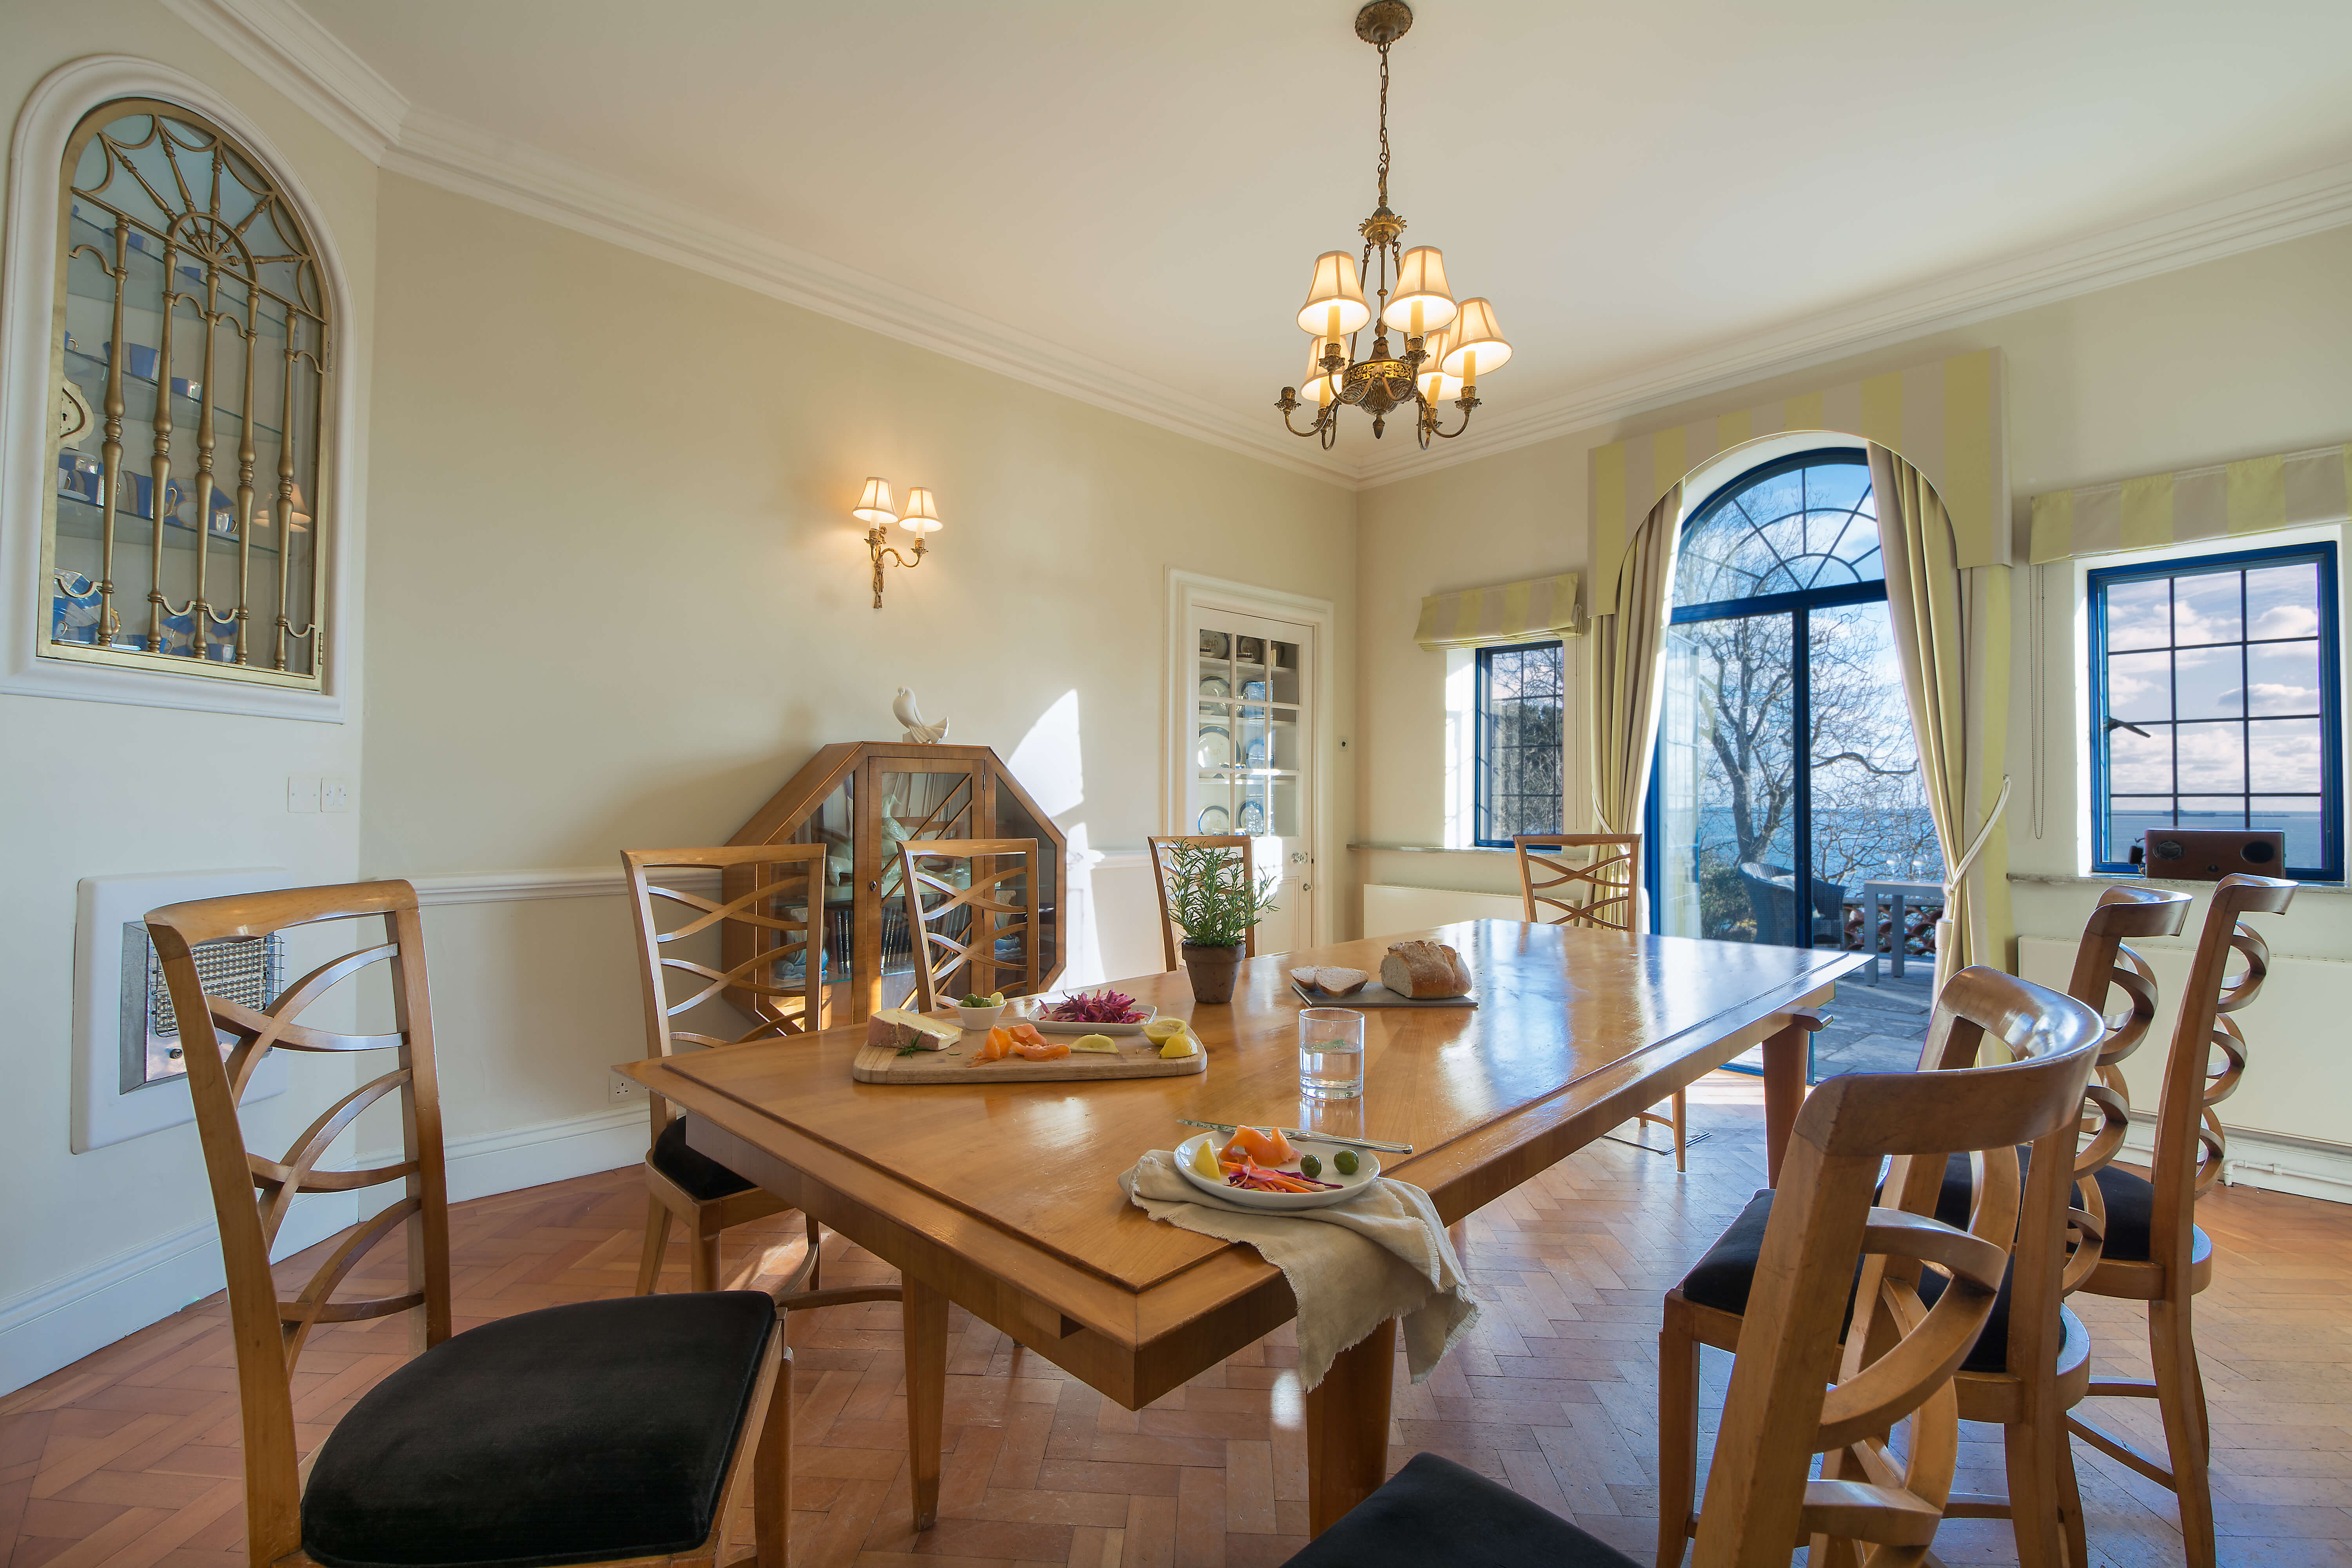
[1147,833,1257,969]
[899,837,1043,1008]
[1514,833,1688,1170]
[622,844,901,1307]
[1656,886,2191,1568]
[2067,873,2295,1568]
[147,880,792,1568]
[1284,964,2107,1568]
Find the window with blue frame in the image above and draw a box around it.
[1474,640,1564,847]
[2089,542,2342,881]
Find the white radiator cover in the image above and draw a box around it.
[1362,883,1529,938]
[2018,933,2352,1205]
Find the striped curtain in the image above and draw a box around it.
[1414,573,1581,650]
[1872,444,2011,997]
[1590,486,1682,841]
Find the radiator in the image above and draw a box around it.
[1361,883,1529,938]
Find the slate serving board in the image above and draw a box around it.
[1290,980,1478,1009]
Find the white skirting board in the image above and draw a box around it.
[0,1195,352,1396]
[3,1101,653,1395]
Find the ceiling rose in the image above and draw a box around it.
[1278,1,1512,451]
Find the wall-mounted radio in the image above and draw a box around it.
[2133,829,2286,881]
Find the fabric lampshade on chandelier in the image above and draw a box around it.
[1278,2,1511,449]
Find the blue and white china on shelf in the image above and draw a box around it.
[1196,804,1232,834]
[1196,725,1232,768]
[1199,675,1231,701]
[1237,799,1268,835]
[1240,679,1268,700]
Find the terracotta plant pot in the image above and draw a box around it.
[1180,942,1245,1005]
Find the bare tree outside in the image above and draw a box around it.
[1656,458,1942,947]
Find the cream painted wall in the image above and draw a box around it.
[1353,222,2352,1150]
[0,2,376,1386]
[358,174,1356,1153]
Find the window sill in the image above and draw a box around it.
[2007,871,2350,894]
[1347,842,1516,855]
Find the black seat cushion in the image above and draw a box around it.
[652,1114,757,1201]
[304,1291,775,1568]
[1933,1151,2161,1265]
[1677,1186,2014,1374]
[1280,1452,1637,1568]
[2090,1165,2157,1263]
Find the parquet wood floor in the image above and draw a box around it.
[5,1075,2348,1568]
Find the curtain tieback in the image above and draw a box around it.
[1940,774,2013,905]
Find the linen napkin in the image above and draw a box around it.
[1122,1149,1479,1391]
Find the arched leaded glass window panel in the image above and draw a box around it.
[1674,454,1879,607]
[46,100,330,686]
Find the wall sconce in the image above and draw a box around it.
[856,476,943,609]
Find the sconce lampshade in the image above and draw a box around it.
[1382,246,1458,337]
[1416,324,1462,404]
[1295,251,1371,338]
[1441,298,1512,381]
[853,476,897,526]
[898,486,942,535]
[285,481,312,533]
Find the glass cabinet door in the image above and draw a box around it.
[1188,608,1314,953]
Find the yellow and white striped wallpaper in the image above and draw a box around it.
[1414,572,1582,651]
[2028,442,2352,564]
[1588,350,2008,602]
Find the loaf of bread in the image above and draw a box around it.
[1379,940,1473,999]
[1290,965,1370,996]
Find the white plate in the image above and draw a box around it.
[1173,1132,1381,1211]
[1027,1002,1158,1035]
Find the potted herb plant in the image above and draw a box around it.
[1161,839,1278,1004]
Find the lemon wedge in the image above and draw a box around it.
[1143,1016,1187,1044]
[1187,1138,1223,1180]
[1070,1033,1118,1054]
[1158,1030,1200,1060]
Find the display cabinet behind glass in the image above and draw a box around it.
[46,99,330,686]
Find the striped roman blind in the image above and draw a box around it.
[1414,572,1581,650]
[2028,443,2352,564]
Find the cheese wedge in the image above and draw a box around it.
[1071,1033,1119,1054]
[865,1008,960,1051]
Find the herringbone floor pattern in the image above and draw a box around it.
[5,1074,2347,1568]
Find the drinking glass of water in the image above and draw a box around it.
[1298,1008,1365,1100]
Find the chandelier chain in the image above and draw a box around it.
[1376,40,1391,212]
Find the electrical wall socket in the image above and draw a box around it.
[320,775,351,813]
[610,1074,642,1101]
[286,775,319,813]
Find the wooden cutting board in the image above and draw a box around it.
[1290,980,1477,1009]
[851,1030,1207,1084]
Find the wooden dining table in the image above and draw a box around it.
[620,918,1865,1537]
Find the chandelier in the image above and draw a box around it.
[1277,2,1511,450]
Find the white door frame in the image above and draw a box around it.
[1164,570,1335,950]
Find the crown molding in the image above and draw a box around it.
[158,0,405,162]
[1352,157,2352,488]
[149,0,2352,497]
[380,109,1353,486]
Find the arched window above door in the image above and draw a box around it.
[1675,453,1880,608]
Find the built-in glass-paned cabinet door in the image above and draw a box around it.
[45,99,331,687]
[1189,607,1315,953]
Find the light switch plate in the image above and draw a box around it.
[287,775,319,813]
[319,775,350,813]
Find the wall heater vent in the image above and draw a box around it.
[74,869,293,1153]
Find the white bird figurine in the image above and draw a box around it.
[893,687,949,744]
